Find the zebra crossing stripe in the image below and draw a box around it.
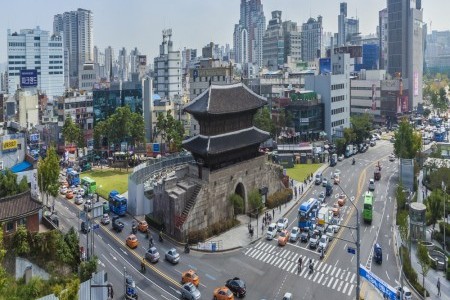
[266,255,276,264]
[342,282,349,295]
[287,262,296,272]
[254,251,264,260]
[335,268,341,278]
[260,252,270,262]
[330,266,337,277]
[327,277,335,288]
[317,273,324,285]
[325,264,332,274]
[313,272,320,282]
[272,257,282,266]
[332,278,339,289]
[316,262,323,272]
[254,241,262,248]
[350,273,356,283]
[337,281,344,292]
[292,253,299,262]
[278,260,288,269]
[340,270,346,280]
[249,249,260,258]
[347,284,354,296]
[244,247,253,255]
[345,272,351,282]
[281,251,290,258]
[321,276,328,286]
[300,266,308,277]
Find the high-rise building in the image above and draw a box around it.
[301,16,323,62]
[105,46,115,81]
[153,29,181,99]
[130,47,140,74]
[53,8,93,89]
[263,11,284,69]
[387,0,424,110]
[233,0,266,67]
[118,47,128,82]
[7,27,65,97]
[337,2,359,46]
[378,8,388,69]
[182,48,197,70]
[283,21,301,64]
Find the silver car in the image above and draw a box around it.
[165,248,180,264]
[145,247,160,263]
[318,235,329,253]
[368,178,375,191]
[289,227,300,242]
[325,226,334,241]
[180,282,201,300]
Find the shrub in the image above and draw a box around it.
[266,188,293,209]
[430,258,437,270]
[145,214,163,231]
[187,219,239,244]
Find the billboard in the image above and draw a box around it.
[20,69,38,87]
[2,139,18,152]
[319,58,331,74]
[138,55,147,66]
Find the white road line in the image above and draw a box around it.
[272,257,282,266]
[325,264,332,274]
[292,253,299,262]
[345,272,351,281]
[343,243,347,250]
[247,248,258,257]
[335,268,341,278]
[278,260,288,269]
[313,272,320,282]
[337,281,344,292]
[254,251,264,260]
[330,266,337,277]
[350,273,356,283]
[347,284,354,296]
[321,276,328,286]
[281,251,290,258]
[254,241,262,248]
[260,252,270,262]
[340,270,346,280]
[386,254,389,261]
[317,273,324,284]
[285,262,294,272]
[342,282,349,295]
[334,259,339,267]
[249,249,260,258]
[259,243,270,251]
[386,271,391,281]
[316,262,323,272]
[327,277,335,288]
[300,266,308,277]
[266,255,276,264]
[332,278,339,289]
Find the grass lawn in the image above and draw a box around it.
[81,169,131,199]
[286,163,323,182]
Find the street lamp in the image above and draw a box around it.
[442,182,447,252]
[336,183,360,300]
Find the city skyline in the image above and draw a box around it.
[0,0,445,65]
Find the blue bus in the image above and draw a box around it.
[67,168,80,186]
[434,129,446,142]
[109,190,127,216]
[298,198,319,231]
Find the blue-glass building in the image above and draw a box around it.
[356,44,380,71]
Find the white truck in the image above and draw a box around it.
[266,223,278,240]
[316,207,331,234]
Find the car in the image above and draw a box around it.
[213,286,234,300]
[315,174,322,185]
[300,231,310,243]
[126,234,139,249]
[165,248,180,264]
[84,199,92,212]
[100,214,110,225]
[318,235,329,253]
[322,178,328,187]
[182,269,200,287]
[112,216,124,232]
[81,221,90,234]
[373,133,381,140]
[337,193,346,207]
[76,187,85,196]
[389,154,396,162]
[325,226,334,241]
[74,194,84,205]
[332,203,340,216]
[337,154,344,161]
[309,231,320,249]
[282,293,293,300]
[180,282,201,300]
[278,229,290,246]
[370,140,376,147]
[373,243,382,264]
[276,218,288,231]
[330,217,341,233]
[318,192,326,204]
[334,175,340,185]
[66,190,74,199]
[60,186,68,195]
[137,220,148,233]
[368,178,375,191]
[225,277,246,298]
[289,226,300,242]
[395,286,412,300]
[266,223,277,240]
[145,246,160,263]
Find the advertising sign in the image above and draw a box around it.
[138,55,147,66]
[2,139,18,152]
[359,265,396,300]
[29,133,40,143]
[401,96,409,112]
[20,69,38,87]
[319,58,331,75]
[414,71,419,96]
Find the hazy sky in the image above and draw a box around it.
[0,0,447,64]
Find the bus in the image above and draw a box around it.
[363,191,374,224]
[109,190,127,216]
[67,168,80,186]
[298,198,319,231]
[81,177,97,195]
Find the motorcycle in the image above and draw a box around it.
[184,244,190,254]
[131,222,137,234]
[309,262,314,274]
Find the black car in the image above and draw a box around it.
[225,277,246,298]
[300,231,310,243]
[81,221,90,234]
[112,216,124,232]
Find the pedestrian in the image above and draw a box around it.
[301,185,304,193]
[437,278,441,297]
[279,205,281,212]
[261,223,264,232]
[272,209,275,219]
[294,188,297,199]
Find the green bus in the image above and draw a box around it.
[81,177,97,195]
[363,191,374,223]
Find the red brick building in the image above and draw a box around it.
[0,191,42,235]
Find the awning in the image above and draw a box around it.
[10,161,32,173]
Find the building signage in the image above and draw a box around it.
[2,139,18,152]
[20,69,38,87]
[359,265,396,300]
[414,71,419,96]
[153,143,160,153]
[319,58,331,75]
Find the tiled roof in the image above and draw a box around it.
[182,127,270,155]
[184,82,267,115]
[0,191,42,222]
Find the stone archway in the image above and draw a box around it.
[234,182,246,213]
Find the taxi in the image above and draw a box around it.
[213,286,234,300]
[337,193,346,207]
[181,269,200,287]
[66,190,74,199]
[138,220,148,233]
[126,234,139,249]
[278,229,290,246]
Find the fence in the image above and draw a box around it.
[194,240,223,252]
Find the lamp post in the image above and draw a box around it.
[337,183,360,300]
[442,182,447,252]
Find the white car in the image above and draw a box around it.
[60,186,68,195]
[289,227,300,242]
[395,286,412,300]
[337,154,344,161]
[318,235,329,253]
[389,154,396,162]
[322,178,328,187]
[276,218,288,231]
[334,169,341,177]
[368,178,375,191]
[318,192,326,204]
[101,214,110,225]
[266,223,278,240]
[325,226,334,241]
[74,194,84,205]
[330,217,341,233]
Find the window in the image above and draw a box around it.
[18,218,27,226]
[6,222,14,232]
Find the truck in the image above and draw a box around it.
[345,145,354,158]
[316,207,331,234]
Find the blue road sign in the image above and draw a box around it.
[359,265,396,300]
[92,224,100,230]
[347,246,356,254]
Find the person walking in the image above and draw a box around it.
[272,209,275,219]
[437,278,441,297]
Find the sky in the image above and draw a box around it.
[0,0,447,65]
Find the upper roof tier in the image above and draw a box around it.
[184,82,267,116]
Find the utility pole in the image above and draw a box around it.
[443,182,447,252]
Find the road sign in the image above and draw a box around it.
[359,265,396,300]
[347,246,356,254]
[92,224,100,230]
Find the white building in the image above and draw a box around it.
[79,63,97,91]
[301,16,323,62]
[153,29,181,99]
[16,90,39,130]
[7,27,65,98]
[378,8,388,69]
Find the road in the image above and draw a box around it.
[54,139,401,299]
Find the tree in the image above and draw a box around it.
[335,138,347,155]
[59,277,80,300]
[79,258,97,282]
[248,189,262,212]
[154,110,184,151]
[343,128,356,145]
[62,115,82,146]
[129,112,145,147]
[229,194,244,218]
[425,190,443,229]
[64,228,80,271]
[416,242,431,298]
[397,210,409,248]
[0,227,8,294]
[350,114,373,143]
[13,225,30,256]
[0,169,29,198]
[394,118,422,159]
[423,108,431,118]
[37,146,60,208]
[254,107,275,136]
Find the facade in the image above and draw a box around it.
[16,90,39,130]
[104,46,114,81]
[182,48,197,71]
[0,191,42,235]
[233,0,266,67]
[301,16,323,62]
[79,63,97,91]
[53,8,93,88]
[379,8,388,69]
[263,11,284,69]
[283,21,301,65]
[380,77,409,124]
[7,27,64,98]
[337,2,360,46]
[118,47,128,82]
[153,29,182,99]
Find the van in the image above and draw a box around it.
[315,174,322,185]
[266,223,277,240]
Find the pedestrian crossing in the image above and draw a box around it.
[244,241,356,296]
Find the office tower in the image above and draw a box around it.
[53,8,93,89]
[118,47,128,82]
[337,2,359,46]
[283,21,301,64]
[153,29,181,99]
[130,47,140,74]
[182,48,197,70]
[233,0,266,67]
[105,46,115,81]
[301,16,323,62]
[379,9,388,69]
[263,11,284,69]
[387,0,424,110]
[7,27,64,97]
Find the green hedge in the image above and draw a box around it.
[447,266,450,280]
[187,219,239,244]
[266,188,293,209]
[400,246,429,297]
